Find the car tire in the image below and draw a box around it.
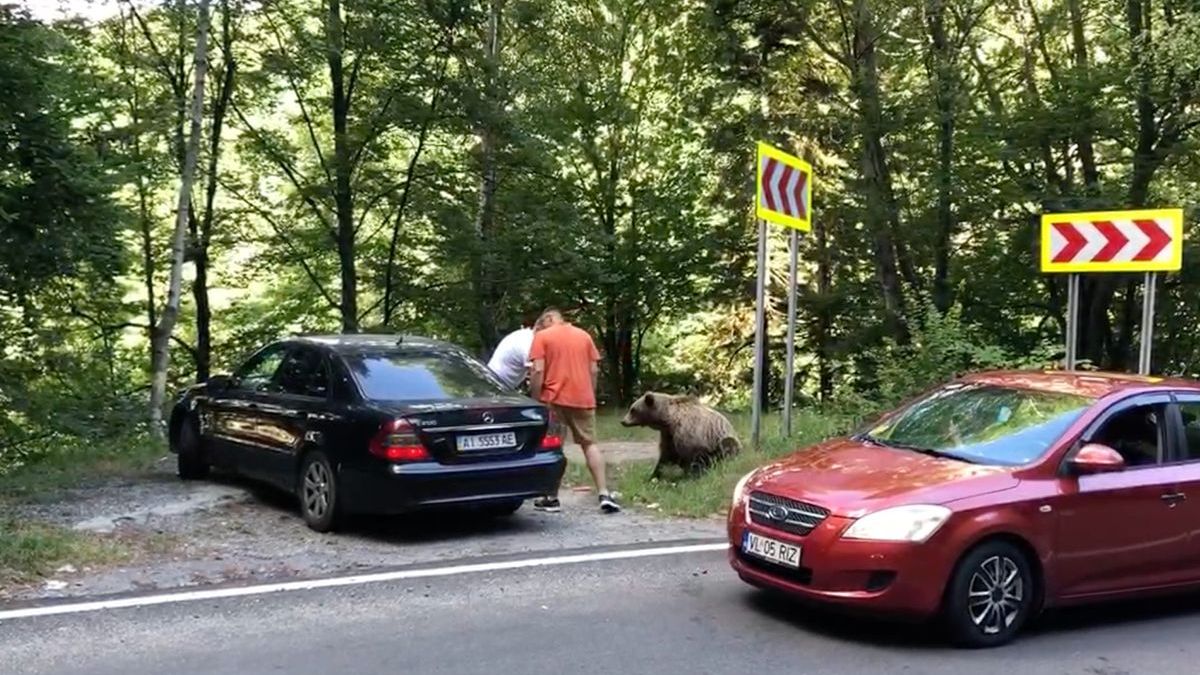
[943,540,1035,648]
[176,418,210,481]
[298,450,341,533]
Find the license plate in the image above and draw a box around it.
[742,531,801,569]
[457,431,517,452]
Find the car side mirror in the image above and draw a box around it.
[207,374,233,392]
[1069,443,1126,475]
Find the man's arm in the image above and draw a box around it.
[529,358,546,401]
[589,360,598,394]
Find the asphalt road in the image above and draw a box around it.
[3,544,1200,675]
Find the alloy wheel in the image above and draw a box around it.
[303,460,332,520]
[967,554,1024,635]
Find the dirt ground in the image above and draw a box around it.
[3,442,721,603]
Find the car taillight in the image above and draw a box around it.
[541,408,563,450]
[369,419,431,462]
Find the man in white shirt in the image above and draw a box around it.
[487,314,539,391]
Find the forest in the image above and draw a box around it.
[2,0,1199,475]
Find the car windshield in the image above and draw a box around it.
[857,383,1093,466]
[344,349,506,401]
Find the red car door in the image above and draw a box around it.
[1052,393,1192,599]
[1166,394,1200,581]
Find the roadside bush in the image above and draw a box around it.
[868,302,1058,407]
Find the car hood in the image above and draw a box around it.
[748,437,1017,517]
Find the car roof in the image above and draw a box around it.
[959,369,1200,399]
[290,333,464,354]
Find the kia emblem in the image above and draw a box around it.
[767,505,789,521]
[482,411,494,424]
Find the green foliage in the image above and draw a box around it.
[869,302,1059,407]
[5,0,1200,488]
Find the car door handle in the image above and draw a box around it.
[1161,492,1187,505]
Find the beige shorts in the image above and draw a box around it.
[550,405,596,446]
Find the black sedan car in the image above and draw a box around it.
[167,334,566,532]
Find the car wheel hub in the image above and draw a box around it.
[303,462,331,519]
[967,555,1023,635]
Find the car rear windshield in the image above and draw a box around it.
[343,349,505,401]
[860,382,1093,466]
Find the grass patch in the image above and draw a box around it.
[569,408,858,518]
[0,520,131,586]
[592,406,843,444]
[0,432,166,504]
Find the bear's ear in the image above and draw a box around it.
[644,393,655,408]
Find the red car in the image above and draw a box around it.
[728,370,1200,647]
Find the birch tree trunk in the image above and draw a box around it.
[149,0,212,437]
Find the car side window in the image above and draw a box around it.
[1175,401,1200,462]
[1090,404,1165,468]
[233,345,287,393]
[274,347,331,399]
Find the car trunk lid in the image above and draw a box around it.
[379,397,552,464]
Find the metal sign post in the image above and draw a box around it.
[1041,208,1183,376]
[1138,271,1157,375]
[1064,274,1079,369]
[750,218,768,449]
[783,229,799,437]
[753,141,813,447]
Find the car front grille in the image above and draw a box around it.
[747,491,830,536]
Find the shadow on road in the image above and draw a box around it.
[744,591,941,650]
[209,469,547,545]
[743,586,1200,649]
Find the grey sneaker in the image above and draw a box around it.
[533,496,562,512]
[599,493,621,513]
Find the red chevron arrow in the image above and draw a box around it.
[778,165,796,216]
[760,158,779,212]
[1133,219,1171,261]
[1092,221,1127,262]
[1052,222,1087,263]
[793,171,808,220]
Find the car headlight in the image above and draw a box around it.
[841,505,951,543]
[731,469,756,507]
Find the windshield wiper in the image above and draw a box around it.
[854,434,981,464]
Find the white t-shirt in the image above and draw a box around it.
[487,328,534,390]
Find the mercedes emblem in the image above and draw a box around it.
[482,411,494,424]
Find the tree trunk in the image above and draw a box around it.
[191,0,235,383]
[815,215,833,403]
[926,0,956,313]
[1127,0,1157,209]
[1067,0,1100,194]
[327,0,357,332]
[149,0,212,437]
[851,0,908,340]
[382,100,437,325]
[471,0,503,351]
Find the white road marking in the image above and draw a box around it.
[0,542,730,622]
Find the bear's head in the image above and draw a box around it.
[621,392,667,428]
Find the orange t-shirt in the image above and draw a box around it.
[529,323,601,409]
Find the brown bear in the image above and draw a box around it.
[620,392,742,479]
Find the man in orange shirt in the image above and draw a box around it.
[529,309,620,513]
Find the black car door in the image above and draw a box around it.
[243,345,336,489]
[200,343,289,471]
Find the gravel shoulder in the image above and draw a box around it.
[2,441,719,603]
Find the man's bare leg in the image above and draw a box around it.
[581,441,607,495]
